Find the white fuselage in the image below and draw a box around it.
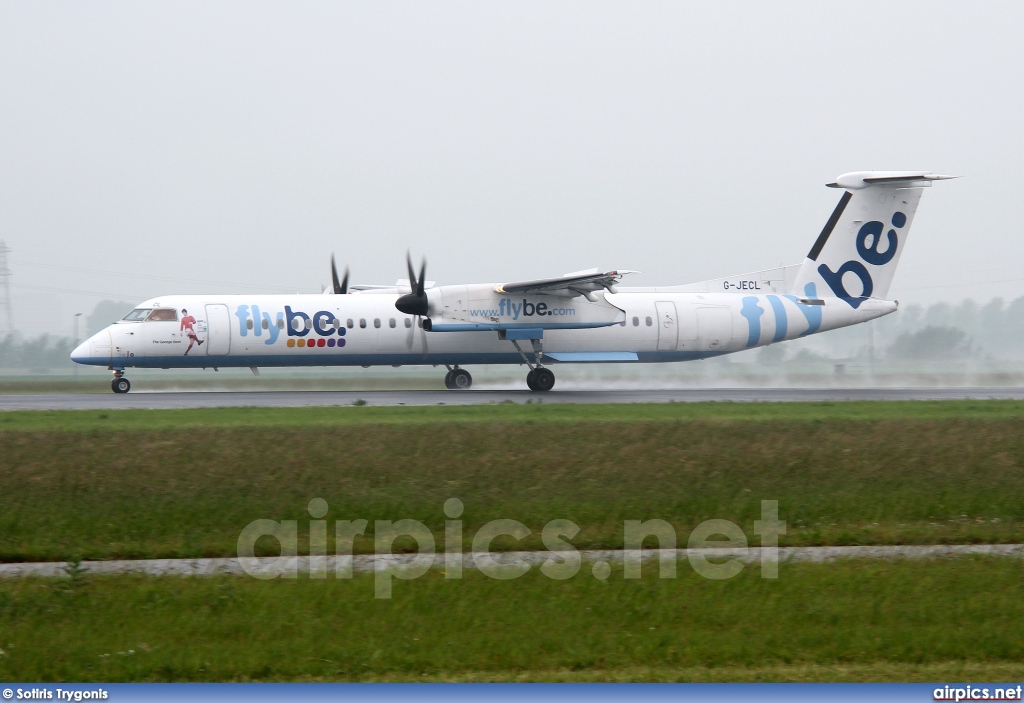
[71,288,896,370]
[71,169,953,384]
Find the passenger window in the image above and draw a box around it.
[146,308,177,322]
[632,316,639,326]
[374,318,381,328]
[305,319,312,331]
[347,319,354,329]
[359,319,366,328]
[246,319,254,330]
[277,318,284,329]
[404,318,412,328]
[262,318,269,330]
[332,319,340,330]
[646,316,653,326]
[291,318,303,332]
[389,318,396,328]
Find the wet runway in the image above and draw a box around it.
[2,544,1021,578]
[1,386,1023,410]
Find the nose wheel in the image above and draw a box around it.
[526,367,555,392]
[110,369,131,394]
[444,367,473,390]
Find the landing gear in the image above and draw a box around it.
[526,367,555,392]
[444,367,473,390]
[110,370,130,394]
[507,335,556,392]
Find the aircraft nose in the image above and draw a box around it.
[70,340,90,364]
[70,329,112,365]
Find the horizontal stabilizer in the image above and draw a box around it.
[827,171,958,189]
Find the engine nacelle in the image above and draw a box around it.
[423,284,625,332]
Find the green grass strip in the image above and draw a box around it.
[2,398,1024,432]
[1,559,1023,682]
[4,408,1024,561]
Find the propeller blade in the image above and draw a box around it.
[330,254,350,294]
[406,252,417,294]
[330,254,341,294]
[396,252,430,316]
[404,316,429,353]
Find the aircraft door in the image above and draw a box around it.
[90,330,111,361]
[204,304,231,356]
[655,301,678,351]
[697,307,732,351]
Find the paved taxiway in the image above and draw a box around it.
[1,386,1023,410]
[2,544,1021,578]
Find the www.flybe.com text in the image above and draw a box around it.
[470,299,577,320]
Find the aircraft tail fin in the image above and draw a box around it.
[790,171,955,306]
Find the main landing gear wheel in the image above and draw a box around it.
[111,377,131,394]
[526,367,555,392]
[445,368,473,390]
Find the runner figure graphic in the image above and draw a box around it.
[180,308,204,355]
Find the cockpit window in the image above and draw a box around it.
[122,309,152,321]
[146,308,178,321]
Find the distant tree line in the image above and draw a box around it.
[0,300,135,372]
[0,334,76,371]
[754,296,1023,365]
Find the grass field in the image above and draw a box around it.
[2,401,1024,561]
[3,401,1024,684]
[3,398,1024,432]
[0,559,1022,682]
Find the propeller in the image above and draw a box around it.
[330,254,349,294]
[406,311,429,353]
[395,253,429,315]
[396,252,430,352]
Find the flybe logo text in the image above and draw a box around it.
[486,299,577,320]
[234,305,347,345]
[818,212,906,309]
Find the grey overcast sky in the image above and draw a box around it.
[1,1,1021,336]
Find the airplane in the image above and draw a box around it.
[71,170,955,393]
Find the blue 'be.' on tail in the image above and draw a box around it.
[792,171,956,307]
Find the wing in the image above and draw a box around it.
[494,270,638,297]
